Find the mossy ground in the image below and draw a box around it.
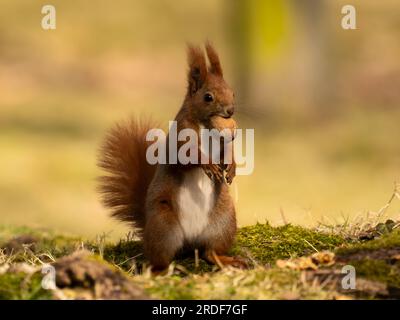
[336,229,400,292]
[0,221,399,300]
[233,223,345,264]
[0,272,52,300]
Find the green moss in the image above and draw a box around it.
[101,222,347,273]
[334,230,400,290]
[102,239,215,274]
[35,235,81,258]
[232,222,346,264]
[0,225,81,260]
[0,226,39,242]
[134,267,340,300]
[174,257,214,273]
[337,229,400,255]
[102,239,144,271]
[2,223,399,300]
[0,272,53,300]
[349,259,400,289]
[143,275,197,299]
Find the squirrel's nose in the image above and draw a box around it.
[225,106,234,117]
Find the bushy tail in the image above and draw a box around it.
[98,118,158,231]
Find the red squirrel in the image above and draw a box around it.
[98,43,245,271]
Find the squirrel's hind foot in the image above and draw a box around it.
[204,251,248,269]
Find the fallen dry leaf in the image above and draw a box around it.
[276,251,335,271]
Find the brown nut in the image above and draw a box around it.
[209,116,237,141]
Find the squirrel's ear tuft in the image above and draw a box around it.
[187,44,207,96]
[205,41,223,77]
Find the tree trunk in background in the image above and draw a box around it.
[227,0,330,116]
[291,0,328,111]
[227,0,252,112]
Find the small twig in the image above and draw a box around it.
[376,181,400,216]
[36,252,56,263]
[280,207,288,225]
[175,264,190,275]
[116,253,143,267]
[166,263,175,276]
[194,249,199,270]
[303,239,319,253]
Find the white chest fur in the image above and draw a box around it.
[177,168,215,240]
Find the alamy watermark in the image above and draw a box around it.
[341,265,356,290]
[40,4,358,32]
[145,121,255,176]
[41,5,56,30]
[41,264,57,290]
[341,5,357,30]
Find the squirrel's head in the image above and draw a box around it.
[185,42,235,123]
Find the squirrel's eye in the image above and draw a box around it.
[204,93,214,103]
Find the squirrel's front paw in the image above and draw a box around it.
[225,163,236,185]
[202,163,224,183]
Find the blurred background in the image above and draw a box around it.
[0,0,399,240]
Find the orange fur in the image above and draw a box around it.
[98,118,159,232]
